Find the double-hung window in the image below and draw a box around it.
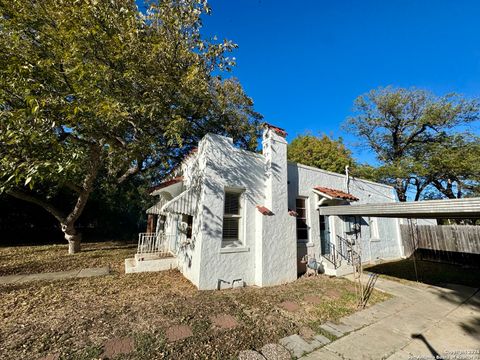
[296,198,309,242]
[222,190,243,247]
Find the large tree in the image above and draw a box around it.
[287,133,355,174]
[344,87,479,201]
[420,134,480,199]
[0,0,261,253]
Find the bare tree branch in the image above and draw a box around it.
[6,189,66,223]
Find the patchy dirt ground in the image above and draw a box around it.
[0,244,390,359]
[0,241,136,276]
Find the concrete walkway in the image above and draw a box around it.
[0,267,110,285]
[302,274,480,360]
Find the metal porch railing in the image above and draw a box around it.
[137,232,177,257]
[323,241,339,268]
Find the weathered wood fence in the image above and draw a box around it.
[400,224,480,257]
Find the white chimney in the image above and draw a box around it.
[262,123,288,212]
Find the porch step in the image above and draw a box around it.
[320,257,354,277]
[125,256,178,274]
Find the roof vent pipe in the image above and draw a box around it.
[345,165,350,193]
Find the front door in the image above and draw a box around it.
[320,215,331,254]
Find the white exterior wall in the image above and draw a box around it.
[170,149,204,286]
[155,131,404,289]
[255,129,297,286]
[196,134,265,290]
[175,131,297,290]
[288,163,402,266]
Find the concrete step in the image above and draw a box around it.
[279,335,318,358]
[319,323,345,338]
[125,256,178,274]
[334,265,353,277]
[320,257,354,277]
[322,321,354,335]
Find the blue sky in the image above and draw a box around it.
[200,0,480,163]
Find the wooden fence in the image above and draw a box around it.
[400,224,480,257]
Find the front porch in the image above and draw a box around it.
[125,232,179,273]
[125,176,197,274]
[297,186,361,278]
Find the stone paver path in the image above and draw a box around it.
[210,314,239,330]
[102,337,134,358]
[279,300,300,312]
[301,274,480,360]
[165,325,193,342]
[303,295,322,305]
[0,267,110,284]
[260,343,291,360]
[238,349,266,359]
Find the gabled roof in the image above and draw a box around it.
[149,176,183,194]
[313,186,359,202]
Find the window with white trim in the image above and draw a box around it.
[296,198,309,242]
[222,190,243,248]
[370,217,379,240]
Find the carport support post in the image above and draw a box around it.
[407,218,419,282]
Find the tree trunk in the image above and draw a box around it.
[62,224,82,254]
[6,145,102,255]
[395,178,407,202]
[68,235,81,254]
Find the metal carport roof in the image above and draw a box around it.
[318,197,480,219]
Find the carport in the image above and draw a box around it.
[317,197,480,219]
[317,197,480,304]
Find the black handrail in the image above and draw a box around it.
[323,242,339,268]
[336,235,361,266]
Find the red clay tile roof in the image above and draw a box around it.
[256,205,274,215]
[149,176,183,194]
[263,123,287,137]
[313,186,359,201]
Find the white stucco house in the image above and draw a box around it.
[125,124,404,290]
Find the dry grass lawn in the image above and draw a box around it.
[0,241,136,276]
[0,242,390,359]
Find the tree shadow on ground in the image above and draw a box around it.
[365,258,480,288]
[367,257,480,345]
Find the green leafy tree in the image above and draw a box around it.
[420,134,480,199]
[0,0,261,253]
[344,87,479,201]
[287,134,355,174]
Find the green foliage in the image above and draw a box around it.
[344,87,479,201]
[418,134,480,199]
[0,0,261,247]
[287,134,355,174]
